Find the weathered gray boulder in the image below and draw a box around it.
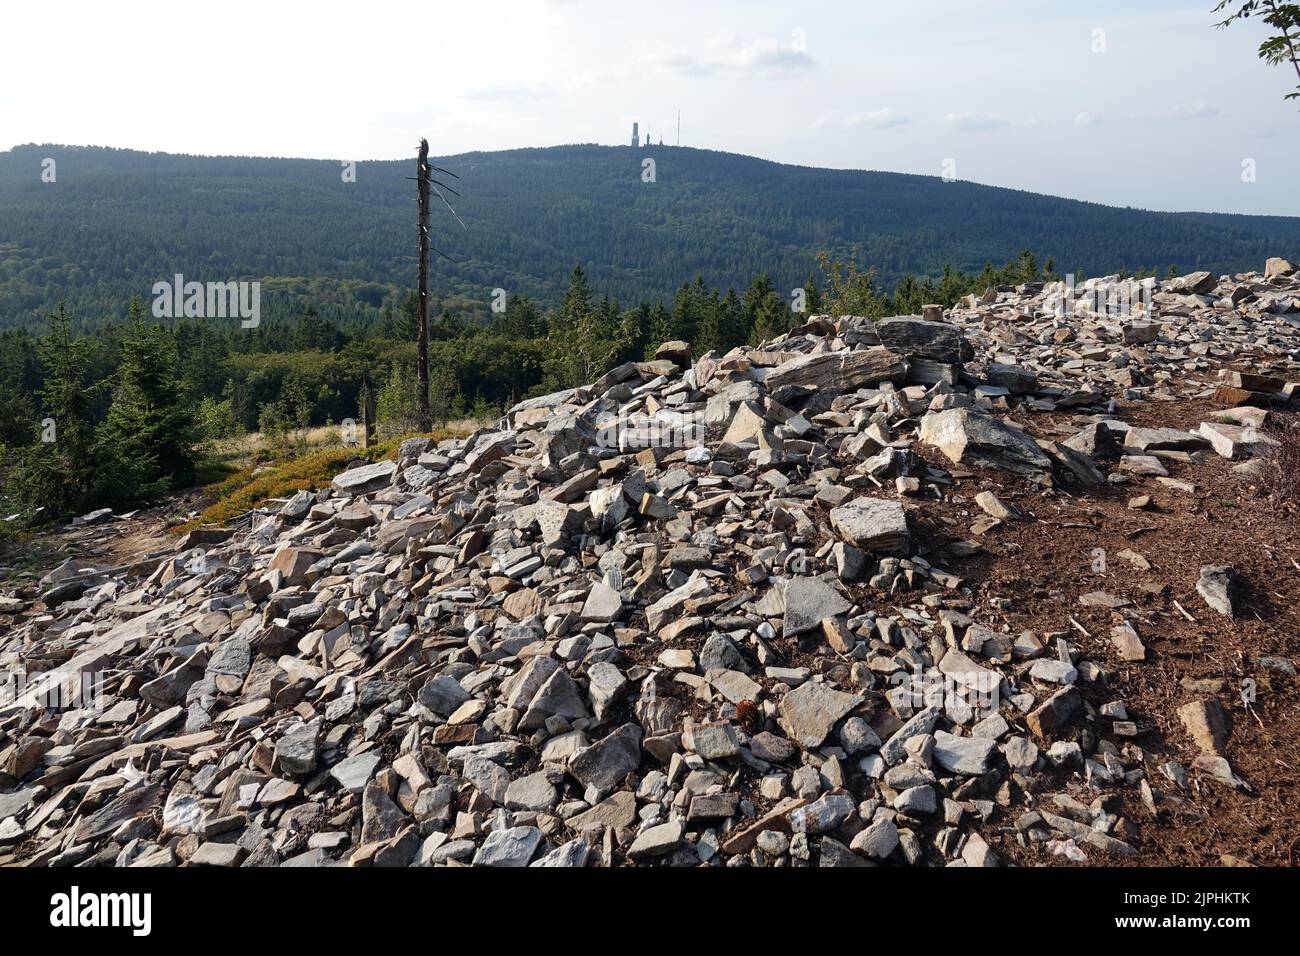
[919,409,1052,477]
[778,682,863,748]
[763,347,909,392]
[875,317,973,364]
[1266,257,1296,280]
[331,459,397,493]
[986,363,1038,394]
[828,497,910,555]
[783,576,852,636]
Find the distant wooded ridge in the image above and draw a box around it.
[1,142,1298,332]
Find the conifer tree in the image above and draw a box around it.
[23,305,96,516]
[718,289,748,353]
[544,265,616,388]
[93,299,196,504]
[749,290,793,345]
[743,273,778,327]
[803,277,824,315]
[617,303,653,364]
[500,294,541,339]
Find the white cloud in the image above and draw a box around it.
[942,111,1011,132]
[652,31,815,78]
[1160,100,1218,121]
[816,108,910,129]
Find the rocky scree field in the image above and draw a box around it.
[1,257,1299,868]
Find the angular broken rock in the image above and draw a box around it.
[1123,427,1208,453]
[782,576,852,637]
[828,497,910,556]
[330,752,381,794]
[504,773,558,812]
[778,682,864,749]
[420,674,471,716]
[880,706,942,764]
[1265,257,1295,280]
[1110,623,1146,662]
[850,817,900,860]
[74,784,162,844]
[1037,440,1106,490]
[581,581,623,623]
[973,491,1014,520]
[627,819,684,860]
[919,409,1052,477]
[875,316,973,364]
[763,347,909,392]
[1196,565,1238,617]
[275,722,320,776]
[331,459,397,492]
[932,730,997,775]
[1198,421,1278,461]
[586,661,628,722]
[1026,687,1081,739]
[473,826,543,867]
[986,362,1037,395]
[1178,699,1228,757]
[569,724,642,794]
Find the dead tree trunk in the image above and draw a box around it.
[360,379,376,449]
[416,138,432,433]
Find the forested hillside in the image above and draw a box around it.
[2,143,1299,332]
[0,244,1061,529]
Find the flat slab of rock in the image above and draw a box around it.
[875,317,973,363]
[73,784,163,843]
[829,497,910,556]
[920,409,1052,477]
[329,752,382,793]
[778,682,863,749]
[568,791,637,831]
[1122,427,1208,453]
[932,730,997,775]
[764,347,908,392]
[1179,699,1228,756]
[331,459,397,492]
[627,820,684,859]
[1198,421,1277,461]
[782,576,852,637]
[473,826,543,866]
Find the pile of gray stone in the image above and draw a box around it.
[0,259,1296,867]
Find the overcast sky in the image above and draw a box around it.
[3,0,1297,215]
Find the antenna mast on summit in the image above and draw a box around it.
[677,110,681,146]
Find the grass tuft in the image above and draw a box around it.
[172,428,465,534]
